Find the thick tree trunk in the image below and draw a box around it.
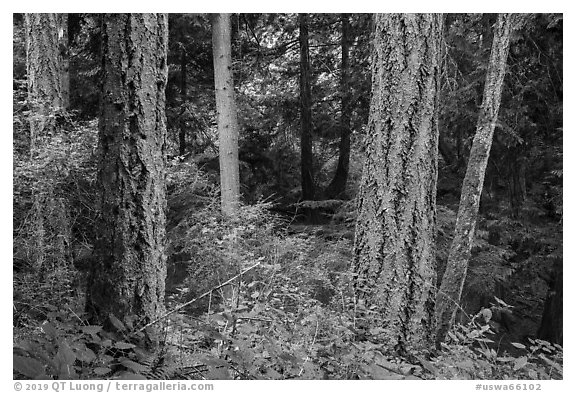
[24,13,67,151]
[353,13,443,355]
[87,14,168,343]
[326,14,352,199]
[212,13,241,217]
[435,14,514,345]
[25,13,70,275]
[299,14,315,203]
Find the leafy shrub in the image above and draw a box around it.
[14,310,178,380]
[433,315,562,380]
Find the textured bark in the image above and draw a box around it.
[353,14,443,354]
[299,13,315,203]
[326,14,352,199]
[86,14,168,342]
[435,14,514,345]
[25,13,70,274]
[212,13,241,217]
[24,13,67,151]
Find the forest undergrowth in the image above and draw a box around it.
[13,137,563,380]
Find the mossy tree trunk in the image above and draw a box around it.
[86,14,168,343]
[212,13,241,217]
[353,13,443,355]
[435,14,514,345]
[326,13,352,199]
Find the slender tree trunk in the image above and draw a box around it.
[353,13,443,355]
[299,14,315,204]
[435,13,514,345]
[326,13,352,199]
[86,14,168,343]
[58,13,69,109]
[212,13,241,217]
[179,47,187,157]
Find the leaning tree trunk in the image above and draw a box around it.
[86,14,168,343]
[353,13,443,355]
[212,13,241,217]
[435,13,514,345]
[299,14,316,205]
[326,13,352,199]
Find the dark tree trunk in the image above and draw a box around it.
[508,152,527,218]
[537,258,563,345]
[435,14,514,345]
[299,14,315,203]
[212,13,241,217]
[179,46,187,157]
[353,13,443,355]
[326,14,352,199]
[87,14,168,343]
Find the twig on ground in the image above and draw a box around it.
[134,261,261,335]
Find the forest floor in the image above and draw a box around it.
[13,190,563,380]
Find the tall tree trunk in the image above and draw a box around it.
[24,13,66,152]
[299,14,316,204]
[353,13,443,355]
[435,13,514,345]
[212,13,241,217]
[25,13,70,275]
[326,13,352,199]
[179,46,187,157]
[86,14,168,344]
